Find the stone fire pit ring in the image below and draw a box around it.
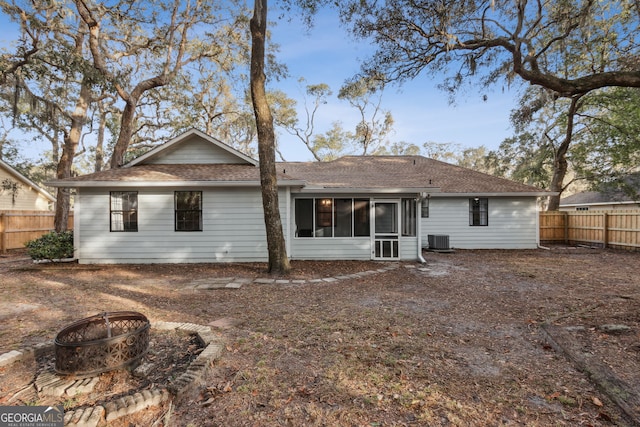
[54,311,150,378]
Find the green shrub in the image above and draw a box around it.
[25,231,74,261]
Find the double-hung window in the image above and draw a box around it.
[110,191,138,232]
[175,191,202,231]
[469,198,489,226]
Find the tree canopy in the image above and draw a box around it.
[493,86,640,201]
[341,0,640,96]
[339,0,640,208]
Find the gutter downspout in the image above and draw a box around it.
[535,197,550,250]
[285,186,291,258]
[417,198,426,263]
[73,188,80,262]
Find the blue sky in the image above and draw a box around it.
[0,5,521,163]
[269,8,521,161]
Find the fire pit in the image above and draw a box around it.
[54,311,150,377]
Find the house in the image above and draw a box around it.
[560,177,640,211]
[48,129,550,264]
[0,158,56,211]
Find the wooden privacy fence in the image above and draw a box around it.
[0,210,73,253]
[540,210,640,250]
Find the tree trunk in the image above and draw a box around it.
[54,188,70,232]
[547,148,569,211]
[55,80,91,231]
[109,78,170,168]
[95,101,106,172]
[51,129,60,165]
[110,98,137,168]
[547,95,583,211]
[250,0,290,274]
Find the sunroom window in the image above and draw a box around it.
[353,199,370,236]
[295,198,370,238]
[401,198,416,236]
[315,198,334,237]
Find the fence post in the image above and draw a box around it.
[0,213,6,254]
[563,211,569,245]
[603,212,608,249]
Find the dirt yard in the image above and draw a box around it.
[0,247,639,426]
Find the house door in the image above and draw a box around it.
[372,200,400,260]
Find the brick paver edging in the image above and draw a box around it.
[0,321,224,427]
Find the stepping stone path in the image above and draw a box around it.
[187,263,400,289]
[191,277,241,289]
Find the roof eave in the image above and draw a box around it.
[47,179,306,188]
[434,192,556,197]
[560,200,639,207]
[291,187,441,194]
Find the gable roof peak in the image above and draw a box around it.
[125,128,257,167]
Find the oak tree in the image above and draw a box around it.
[0,0,99,230]
[250,0,290,274]
[74,0,247,168]
[340,0,640,208]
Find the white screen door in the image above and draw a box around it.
[373,201,399,260]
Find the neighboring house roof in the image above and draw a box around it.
[280,156,548,196]
[561,174,640,207]
[560,190,640,207]
[0,158,56,203]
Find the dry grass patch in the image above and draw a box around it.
[1,249,639,425]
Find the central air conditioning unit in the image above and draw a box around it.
[428,234,450,250]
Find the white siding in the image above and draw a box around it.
[147,135,249,164]
[76,187,288,263]
[400,236,418,259]
[76,191,539,263]
[291,237,372,260]
[422,197,539,249]
[291,235,420,261]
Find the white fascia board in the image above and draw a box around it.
[291,187,441,194]
[560,200,638,207]
[432,192,556,198]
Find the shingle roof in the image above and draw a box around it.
[48,164,301,186]
[279,156,545,194]
[561,190,639,205]
[49,155,547,195]
[560,174,640,206]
